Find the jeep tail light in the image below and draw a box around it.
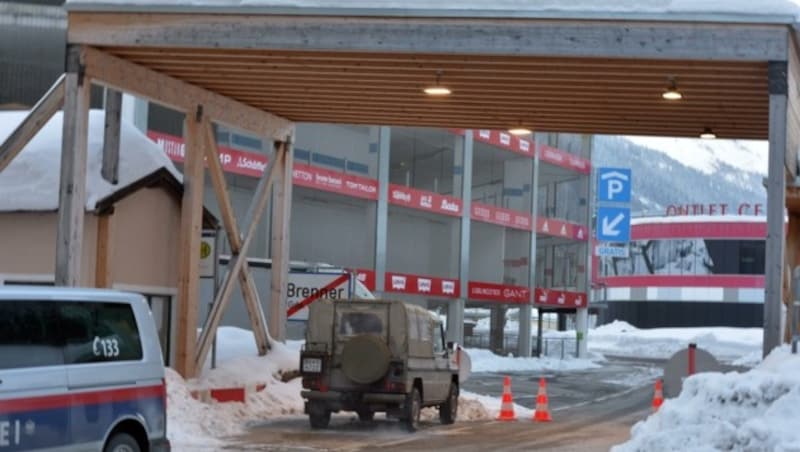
[386,381,405,392]
[303,377,320,390]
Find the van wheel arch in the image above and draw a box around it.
[104,419,149,452]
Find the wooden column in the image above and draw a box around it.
[95,212,113,288]
[101,89,122,184]
[764,61,789,356]
[55,47,91,287]
[175,107,206,378]
[269,139,293,342]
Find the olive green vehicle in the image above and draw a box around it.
[299,298,461,432]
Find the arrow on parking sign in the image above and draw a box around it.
[602,212,625,237]
[596,206,631,242]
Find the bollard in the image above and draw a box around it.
[688,343,697,376]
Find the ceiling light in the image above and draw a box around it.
[700,127,717,139]
[508,126,532,136]
[424,70,452,96]
[423,86,452,96]
[662,78,682,100]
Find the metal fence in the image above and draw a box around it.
[463,333,578,359]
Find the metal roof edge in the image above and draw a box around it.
[63,3,798,26]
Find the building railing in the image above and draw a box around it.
[463,333,578,359]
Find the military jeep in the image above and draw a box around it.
[300,298,461,432]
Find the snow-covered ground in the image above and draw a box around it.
[467,347,600,373]
[588,320,762,364]
[168,327,305,449]
[166,326,602,449]
[612,346,800,452]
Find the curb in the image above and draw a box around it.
[190,383,267,403]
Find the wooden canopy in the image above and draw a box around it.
[43,4,800,371]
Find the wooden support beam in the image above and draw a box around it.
[81,47,293,141]
[194,149,279,373]
[175,107,206,378]
[270,139,293,342]
[764,60,789,357]
[201,119,270,356]
[95,212,113,288]
[55,47,91,287]
[102,89,122,184]
[0,74,65,174]
[68,13,788,62]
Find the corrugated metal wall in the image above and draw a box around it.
[0,2,66,108]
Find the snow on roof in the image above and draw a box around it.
[0,110,182,212]
[631,215,766,225]
[64,0,800,24]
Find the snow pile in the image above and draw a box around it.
[165,368,235,447]
[197,327,303,386]
[166,328,304,449]
[466,347,601,373]
[590,320,762,363]
[612,346,800,452]
[0,110,181,211]
[460,390,533,420]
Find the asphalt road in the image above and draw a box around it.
[229,358,661,451]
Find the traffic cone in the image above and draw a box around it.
[652,378,664,412]
[496,376,517,421]
[533,377,552,422]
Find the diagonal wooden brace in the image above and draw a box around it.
[200,119,270,355]
[194,138,284,373]
[0,74,65,173]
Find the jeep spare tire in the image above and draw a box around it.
[341,334,391,384]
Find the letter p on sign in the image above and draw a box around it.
[598,168,632,203]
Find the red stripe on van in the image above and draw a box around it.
[0,384,164,414]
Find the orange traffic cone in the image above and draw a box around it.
[496,376,517,421]
[652,378,664,412]
[533,377,552,422]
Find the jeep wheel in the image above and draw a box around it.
[403,388,422,432]
[308,402,331,429]
[357,408,375,422]
[439,383,458,425]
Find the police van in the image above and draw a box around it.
[0,288,169,452]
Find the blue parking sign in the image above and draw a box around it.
[596,206,631,242]
[598,168,632,203]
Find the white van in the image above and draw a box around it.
[0,288,169,452]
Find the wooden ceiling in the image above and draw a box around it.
[103,46,770,140]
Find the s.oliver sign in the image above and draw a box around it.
[534,288,587,308]
[388,184,463,217]
[147,130,268,178]
[147,131,379,200]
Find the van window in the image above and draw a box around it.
[61,302,143,364]
[0,301,65,369]
[0,300,143,370]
